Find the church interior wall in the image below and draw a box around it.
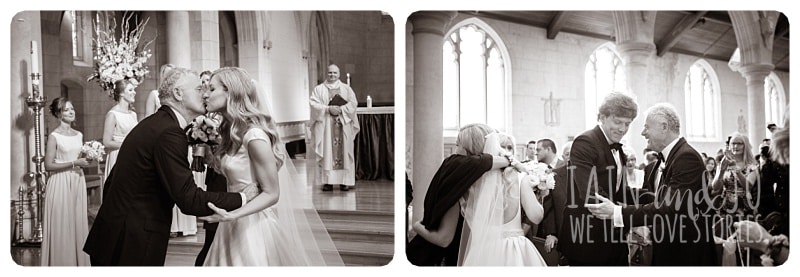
[411,14,790,160]
[329,11,394,106]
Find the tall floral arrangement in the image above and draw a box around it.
[87,11,153,98]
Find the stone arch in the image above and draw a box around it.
[444,17,513,133]
[729,11,779,66]
[219,11,239,67]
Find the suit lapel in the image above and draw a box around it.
[592,126,620,194]
[656,138,686,199]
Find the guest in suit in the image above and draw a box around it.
[531,138,566,238]
[523,140,537,162]
[586,103,718,266]
[194,167,228,266]
[83,68,259,266]
[557,92,637,266]
[536,139,566,169]
[537,163,571,265]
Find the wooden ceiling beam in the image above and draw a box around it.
[547,11,569,39]
[458,11,548,29]
[656,11,708,57]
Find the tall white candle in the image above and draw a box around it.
[31,41,39,85]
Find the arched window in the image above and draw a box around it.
[69,11,81,59]
[684,60,721,141]
[764,73,786,132]
[66,11,92,67]
[584,43,626,130]
[443,19,510,137]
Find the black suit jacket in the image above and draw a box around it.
[538,164,569,239]
[83,106,243,266]
[636,161,657,204]
[620,138,717,265]
[534,158,568,238]
[557,125,632,265]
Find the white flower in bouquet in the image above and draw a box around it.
[186,114,222,145]
[81,140,106,162]
[520,161,556,191]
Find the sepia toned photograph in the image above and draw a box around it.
[9,10,394,266]
[405,10,789,267]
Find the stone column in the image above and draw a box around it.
[408,11,456,222]
[739,64,773,146]
[190,11,221,72]
[166,11,192,68]
[616,41,655,157]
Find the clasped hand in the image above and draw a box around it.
[328,106,342,116]
[199,185,261,223]
[584,193,616,219]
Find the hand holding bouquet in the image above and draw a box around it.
[186,113,222,172]
[519,161,556,199]
[81,140,106,162]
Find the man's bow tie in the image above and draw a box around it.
[609,142,623,152]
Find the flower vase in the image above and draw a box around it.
[191,144,208,172]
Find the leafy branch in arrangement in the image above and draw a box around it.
[87,11,154,97]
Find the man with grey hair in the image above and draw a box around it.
[586,103,717,265]
[84,68,259,266]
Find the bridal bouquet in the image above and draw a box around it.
[519,161,556,191]
[186,113,222,172]
[81,140,106,162]
[86,11,153,97]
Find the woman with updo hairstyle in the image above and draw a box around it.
[101,78,139,202]
[41,97,91,266]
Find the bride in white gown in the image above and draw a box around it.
[200,67,343,266]
[414,132,548,266]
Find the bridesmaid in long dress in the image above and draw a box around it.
[102,79,139,202]
[41,97,91,266]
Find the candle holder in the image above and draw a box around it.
[15,72,46,245]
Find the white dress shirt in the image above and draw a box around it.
[612,137,682,227]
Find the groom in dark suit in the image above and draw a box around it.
[557,92,638,266]
[83,68,259,266]
[586,103,717,265]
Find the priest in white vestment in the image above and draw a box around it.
[309,64,360,191]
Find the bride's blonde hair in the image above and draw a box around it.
[211,67,285,170]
